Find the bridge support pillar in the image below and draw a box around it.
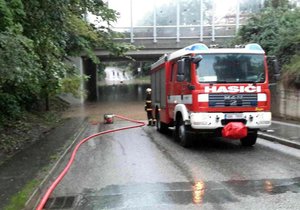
[83,57,98,101]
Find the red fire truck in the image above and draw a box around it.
[150,43,276,147]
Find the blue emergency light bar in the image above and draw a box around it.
[185,43,209,51]
[245,43,264,51]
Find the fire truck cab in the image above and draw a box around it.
[150,43,272,147]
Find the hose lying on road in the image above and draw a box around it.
[36,114,145,210]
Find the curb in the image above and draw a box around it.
[25,118,89,210]
[258,132,300,150]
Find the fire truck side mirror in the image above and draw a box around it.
[267,56,280,82]
[177,75,185,82]
[177,59,185,82]
[191,55,203,64]
[177,59,185,75]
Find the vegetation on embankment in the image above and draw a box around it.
[0,97,68,161]
[234,0,300,88]
[0,0,135,151]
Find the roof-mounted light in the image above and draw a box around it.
[185,43,209,51]
[235,44,245,48]
[245,43,264,51]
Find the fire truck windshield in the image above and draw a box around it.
[196,54,265,83]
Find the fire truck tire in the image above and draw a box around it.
[175,118,192,147]
[156,114,168,133]
[240,132,257,146]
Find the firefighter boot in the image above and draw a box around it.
[148,119,153,126]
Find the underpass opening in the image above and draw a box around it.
[83,56,156,102]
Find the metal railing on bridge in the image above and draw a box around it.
[112,24,240,43]
[108,0,254,44]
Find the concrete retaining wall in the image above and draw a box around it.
[271,84,300,120]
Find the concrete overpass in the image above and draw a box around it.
[94,37,234,62]
[77,36,235,101]
[92,41,201,102]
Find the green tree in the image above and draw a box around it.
[0,0,41,122]
[20,0,134,110]
[235,3,300,88]
[0,0,135,122]
[264,0,290,8]
[0,32,41,121]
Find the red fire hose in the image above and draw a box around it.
[36,114,145,210]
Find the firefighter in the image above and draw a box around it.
[145,88,156,126]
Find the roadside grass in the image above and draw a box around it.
[2,135,74,210]
[4,179,39,210]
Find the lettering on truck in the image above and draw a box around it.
[204,85,262,93]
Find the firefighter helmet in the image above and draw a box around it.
[146,88,151,93]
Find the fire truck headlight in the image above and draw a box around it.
[198,94,209,102]
[257,93,267,102]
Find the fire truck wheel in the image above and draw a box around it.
[157,119,168,134]
[175,118,192,147]
[156,112,168,133]
[240,132,257,146]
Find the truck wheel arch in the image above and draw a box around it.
[174,104,189,123]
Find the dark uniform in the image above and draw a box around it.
[145,89,156,126]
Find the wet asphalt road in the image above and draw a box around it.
[45,120,300,210]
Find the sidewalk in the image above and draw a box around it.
[0,116,87,210]
[258,118,300,149]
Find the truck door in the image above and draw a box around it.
[168,62,177,118]
[178,58,193,109]
[169,58,193,117]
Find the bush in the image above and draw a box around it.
[60,74,88,98]
[0,93,21,124]
[281,54,300,89]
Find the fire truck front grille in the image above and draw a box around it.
[209,93,257,107]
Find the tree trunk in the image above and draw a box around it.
[45,93,49,111]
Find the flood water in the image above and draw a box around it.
[98,83,150,103]
[63,83,150,121]
[64,65,150,120]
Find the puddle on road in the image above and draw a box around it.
[47,177,300,209]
